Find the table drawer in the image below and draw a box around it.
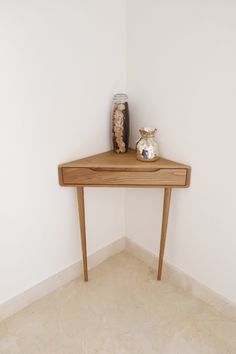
[60,167,187,187]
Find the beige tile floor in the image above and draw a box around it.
[0,252,236,354]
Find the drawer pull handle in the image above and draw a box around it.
[90,167,161,173]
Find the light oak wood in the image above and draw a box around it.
[59,150,191,281]
[76,187,88,281]
[59,149,190,171]
[61,167,187,187]
[59,150,191,188]
[157,188,172,280]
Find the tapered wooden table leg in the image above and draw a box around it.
[76,187,88,281]
[157,188,172,280]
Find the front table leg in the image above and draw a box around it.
[76,187,88,281]
[157,188,172,280]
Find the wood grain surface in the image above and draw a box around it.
[58,150,191,188]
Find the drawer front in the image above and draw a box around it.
[61,167,187,187]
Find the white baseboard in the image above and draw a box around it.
[1,236,235,322]
[0,237,125,322]
[125,238,236,320]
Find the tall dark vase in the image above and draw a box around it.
[112,93,130,153]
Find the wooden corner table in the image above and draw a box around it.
[58,149,191,282]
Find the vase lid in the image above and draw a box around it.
[139,127,157,138]
[113,93,128,103]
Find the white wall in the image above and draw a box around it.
[0,0,126,304]
[126,0,236,304]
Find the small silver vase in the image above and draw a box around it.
[136,127,159,162]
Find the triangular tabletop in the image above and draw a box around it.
[59,149,190,171]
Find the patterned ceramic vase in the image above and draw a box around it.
[112,93,129,153]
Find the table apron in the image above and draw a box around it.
[60,167,188,187]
